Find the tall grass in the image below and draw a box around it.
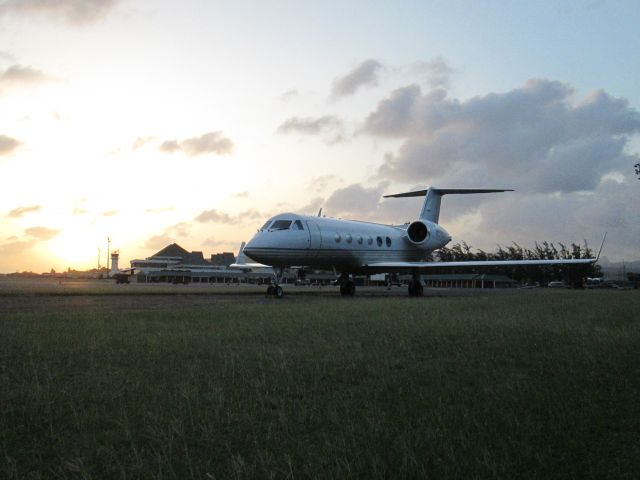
[1,291,638,478]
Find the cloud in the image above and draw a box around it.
[144,234,173,250]
[6,205,41,218]
[101,210,117,217]
[410,57,456,89]
[25,226,60,240]
[0,0,120,26]
[159,131,234,156]
[331,59,383,97]
[143,222,190,250]
[194,208,265,225]
[279,89,299,102]
[276,115,345,143]
[0,239,37,256]
[194,209,235,224]
[0,64,52,86]
[0,51,16,63]
[145,206,175,213]
[0,134,21,155]
[132,136,155,150]
[306,174,341,193]
[232,191,249,198]
[365,79,640,194]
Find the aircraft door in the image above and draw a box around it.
[306,220,322,251]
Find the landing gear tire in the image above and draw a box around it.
[274,286,284,298]
[408,280,424,297]
[340,280,355,296]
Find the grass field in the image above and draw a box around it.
[1,283,639,479]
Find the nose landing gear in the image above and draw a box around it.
[266,267,286,298]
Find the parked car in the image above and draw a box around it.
[547,281,567,288]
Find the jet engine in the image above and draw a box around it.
[406,220,430,245]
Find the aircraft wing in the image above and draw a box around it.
[363,257,596,272]
[228,262,272,272]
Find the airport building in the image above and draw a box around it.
[130,243,252,284]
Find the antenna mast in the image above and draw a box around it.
[107,237,111,271]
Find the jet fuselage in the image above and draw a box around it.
[243,212,451,272]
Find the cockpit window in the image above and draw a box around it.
[292,220,304,230]
[260,220,272,230]
[271,220,292,230]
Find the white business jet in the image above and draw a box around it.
[241,188,604,298]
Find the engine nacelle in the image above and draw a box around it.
[406,220,430,245]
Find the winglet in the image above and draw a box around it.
[317,208,322,217]
[236,241,247,265]
[595,232,607,261]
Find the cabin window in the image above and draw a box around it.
[260,220,272,230]
[346,234,352,243]
[335,233,341,242]
[271,220,292,230]
[386,237,392,247]
[368,236,373,245]
[357,235,363,244]
[376,236,383,247]
[292,220,304,230]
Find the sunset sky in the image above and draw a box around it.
[1,0,639,273]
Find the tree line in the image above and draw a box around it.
[431,240,601,286]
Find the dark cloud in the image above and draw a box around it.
[365,79,640,194]
[276,115,345,143]
[0,134,20,155]
[411,57,456,89]
[331,59,383,98]
[6,205,41,218]
[468,180,640,261]
[0,0,120,26]
[25,226,60,240]
[159,131,234,156]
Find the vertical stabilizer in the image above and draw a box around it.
[384,188,513,223]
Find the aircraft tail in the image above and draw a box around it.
[384,187,513,223]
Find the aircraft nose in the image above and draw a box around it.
[243,235,261,259]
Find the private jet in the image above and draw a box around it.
[240,188,604,298]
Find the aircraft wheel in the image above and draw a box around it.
[267,285,275,295]
[274,286,284,298]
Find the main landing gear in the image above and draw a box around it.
[266,267,285,298]
[338,273,356,296]
[408,271,424,297]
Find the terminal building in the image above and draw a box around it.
[130,243,250,284]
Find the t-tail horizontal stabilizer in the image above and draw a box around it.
[384,187,514,223]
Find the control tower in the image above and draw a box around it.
[110,251,120,276]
